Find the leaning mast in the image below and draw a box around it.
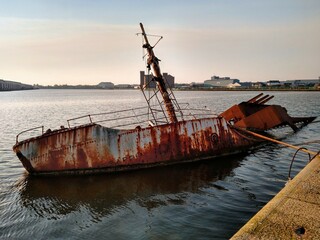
[139,23,178,123]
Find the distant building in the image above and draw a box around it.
[189,82,206,88]
[174,83,190,89]
[115,84,133,89]
[252,82,267,88]
[140,71,175,89]
[0,79,33,91]
[239,82,253,88]
[227,82,241,88]
[97,82,114,89]
[204,75,240,88]
[282,79,320,87]
[266,80,281,87]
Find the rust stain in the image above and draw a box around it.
[220,93,315,132]
[13,117,254,174]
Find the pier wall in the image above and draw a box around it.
[232,154,320,239]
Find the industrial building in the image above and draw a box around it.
[140,71,174,88]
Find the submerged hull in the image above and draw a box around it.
[13,117,255,175]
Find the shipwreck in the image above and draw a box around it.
[13,23,315,175]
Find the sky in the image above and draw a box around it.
[0,0,319,85]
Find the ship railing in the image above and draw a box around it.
[67,103,217,129]
[16,126,44,143]
[16,104,217,143]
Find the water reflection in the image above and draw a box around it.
[18,155,245,220]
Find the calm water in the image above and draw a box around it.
[0,89,319,239]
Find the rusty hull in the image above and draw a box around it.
[13,118,254,175]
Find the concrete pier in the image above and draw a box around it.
[232,154,320,240]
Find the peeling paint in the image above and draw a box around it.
[13,118,253,174]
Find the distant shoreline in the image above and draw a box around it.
[0,87,320,92]
[173,87,320,92]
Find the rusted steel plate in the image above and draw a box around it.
[13,118,254,174]
[220,101,304,131]
[234,105,293,130]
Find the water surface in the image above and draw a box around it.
[0,90,319,239]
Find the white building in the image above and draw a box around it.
[266,80,281,86]
[204,76,240,87]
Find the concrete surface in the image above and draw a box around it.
[231,154,320,240]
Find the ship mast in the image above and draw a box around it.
[139,23,178,123]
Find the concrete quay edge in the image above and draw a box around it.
[231,154,320,240]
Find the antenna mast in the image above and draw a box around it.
[139,23,178,123]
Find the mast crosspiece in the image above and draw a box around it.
[139,23,178,124]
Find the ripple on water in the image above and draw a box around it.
[0,90,319,239]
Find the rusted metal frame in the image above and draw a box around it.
[93,112,148,125]
[235,127,317,155]
[16,126,44,143]
[67,105,153,128]
[140,87,161,125]
[87,106,148,117]
[179,105,217,119]
[259,95,274,105]
[188,113,217,118]
[255,94,270,104]
[67,117,84,128]
[111,113,184,128]
[88,115,93,123]
[111,110,198,128]
[131,108,141,124]
[153,87,170,124]
[144,86,170,125]
[150,104,184,119]
[162,76,184,120]
[109,120,152,129]
[141,70,183,123]
[179,102,198,119]
[140,23,178,123]
[247,93,263,103]
[230,126,262,142]
[288,147,311,180]
[59,94,208,128]
[140,73,170,125]
[69,105,150,120]
[147,114,174,123]
[180,107,213,113]
[148,102,203,123]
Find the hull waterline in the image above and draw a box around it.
[13,117,255,175]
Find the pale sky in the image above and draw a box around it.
[0,0,319,85]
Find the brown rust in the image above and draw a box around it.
[219,93,315,131]
[13,117,254,175]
